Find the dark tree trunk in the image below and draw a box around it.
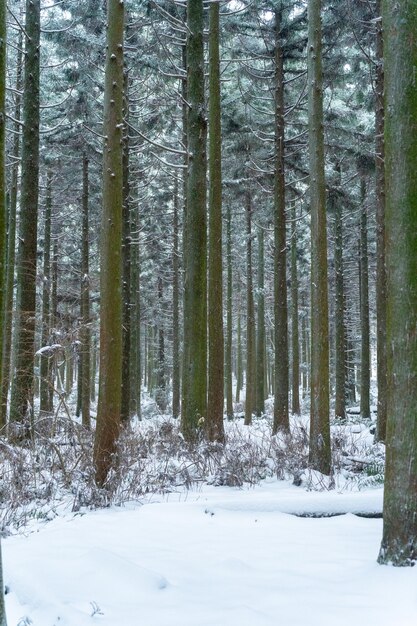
[80,154,91,428]
[40,173,53,414]
[225,201,233,420]
[256,227,265,417]
[244,192,255,426]
[291,205,300,415]
[172,177,180,419]
[359,175,371,419]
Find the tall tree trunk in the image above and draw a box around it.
[374,0,387,442]
[273,8,289,433]
[236,303,243,404]
[80,154,91,428]
[121,72,131,424]
[307,0,331,474]
[0,0,8,618]
[378,0,417,566]
[9,0,41,436]
[181,0,207,440]
[172,177,180,419]
[244,192,255,426]
[291,205,300,415]
[129,195,140,418]
[0,31,22,428]
[359,174,371,419]
[225,200,233,419]
[207,1,225,442]
[333,165,346,420]
[155,276,167,412]
[40,173,53,414]
[93,0,124,485]
[256,227,265,417]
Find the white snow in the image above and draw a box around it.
[3,481,417,626]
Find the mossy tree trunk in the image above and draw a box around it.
[378,0,417,566]
[181,0,207,440]
[93,0,124,486]
[273,7,289,433]
[307,0,331,474]
[9,0,41,436]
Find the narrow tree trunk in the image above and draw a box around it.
[40,173,53,414]
[172,177,180,419]
[244,192,255,426]
[273,8,289,433]
[93,0,124,485]
[333,165,346,420]
[307,0,331,474]
[225,201,233,419]
[207,1,225,442]
[0,31,22,428]
[181,0,207,439]
[80,154,91,428]
[256,227,265,417]
[374,0,387,442]
[291,205,300,415]
[378,0,417,566]
[155,277,167,412]
[9,0,41,436]
[129,194,140,418]
[121,72,131,424]
[236,304,243,404]
[359,175,371,419]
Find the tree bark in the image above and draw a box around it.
[307,0,331,474]
[80,154,91,428]
[93,0,124,485]
[181,0,207,440]
[244,192,255,426]
[374,0,387,442]
[359,174,371,419]
[40,172,53,414]
[333,165,346,420]
[9,0,41,436]
[256,227,265,417]
[273,7,289,433]
[291,205,300,415]
[378,0,417,566]
[225,200,233,419]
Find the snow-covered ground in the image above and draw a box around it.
[4,480,417,626]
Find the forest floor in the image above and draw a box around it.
[2,400,417,625]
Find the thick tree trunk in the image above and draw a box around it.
[273,8,289,433]
[93,0,124,485]
[9,0,41,436]
[181,0,207,439]
[378,0,417,566]
[207,2,224,442]
[307,0,331,474]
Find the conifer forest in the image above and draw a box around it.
[0,0,416,624]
